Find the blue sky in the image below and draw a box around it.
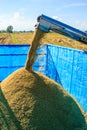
[0,0,87,31]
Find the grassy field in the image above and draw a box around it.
[0,32,87,50]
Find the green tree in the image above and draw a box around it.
[6,25,13,33]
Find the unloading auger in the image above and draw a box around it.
[35,14,87,43]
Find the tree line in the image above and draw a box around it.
[0,25,13,33]
[0,25,34,33]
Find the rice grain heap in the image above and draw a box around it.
[0,29,87,130]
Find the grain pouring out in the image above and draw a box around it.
[25,29,45,71]
[0,15,87,130]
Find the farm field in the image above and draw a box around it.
[0,32,87,50]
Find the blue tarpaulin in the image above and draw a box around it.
[0,44,87,111]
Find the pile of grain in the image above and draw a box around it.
[0,68,87,130]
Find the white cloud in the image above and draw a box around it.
[52,16,62,21]
[0,12,35,31]
[74,21,87,31]
[13,12,21,19]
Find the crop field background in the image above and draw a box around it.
[0,32,87,50]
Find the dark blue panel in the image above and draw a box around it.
[0,45,30,55]
[0,55,27,66]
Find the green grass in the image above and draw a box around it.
[11,33,19,44]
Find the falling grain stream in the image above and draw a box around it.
[25,29,45,71]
